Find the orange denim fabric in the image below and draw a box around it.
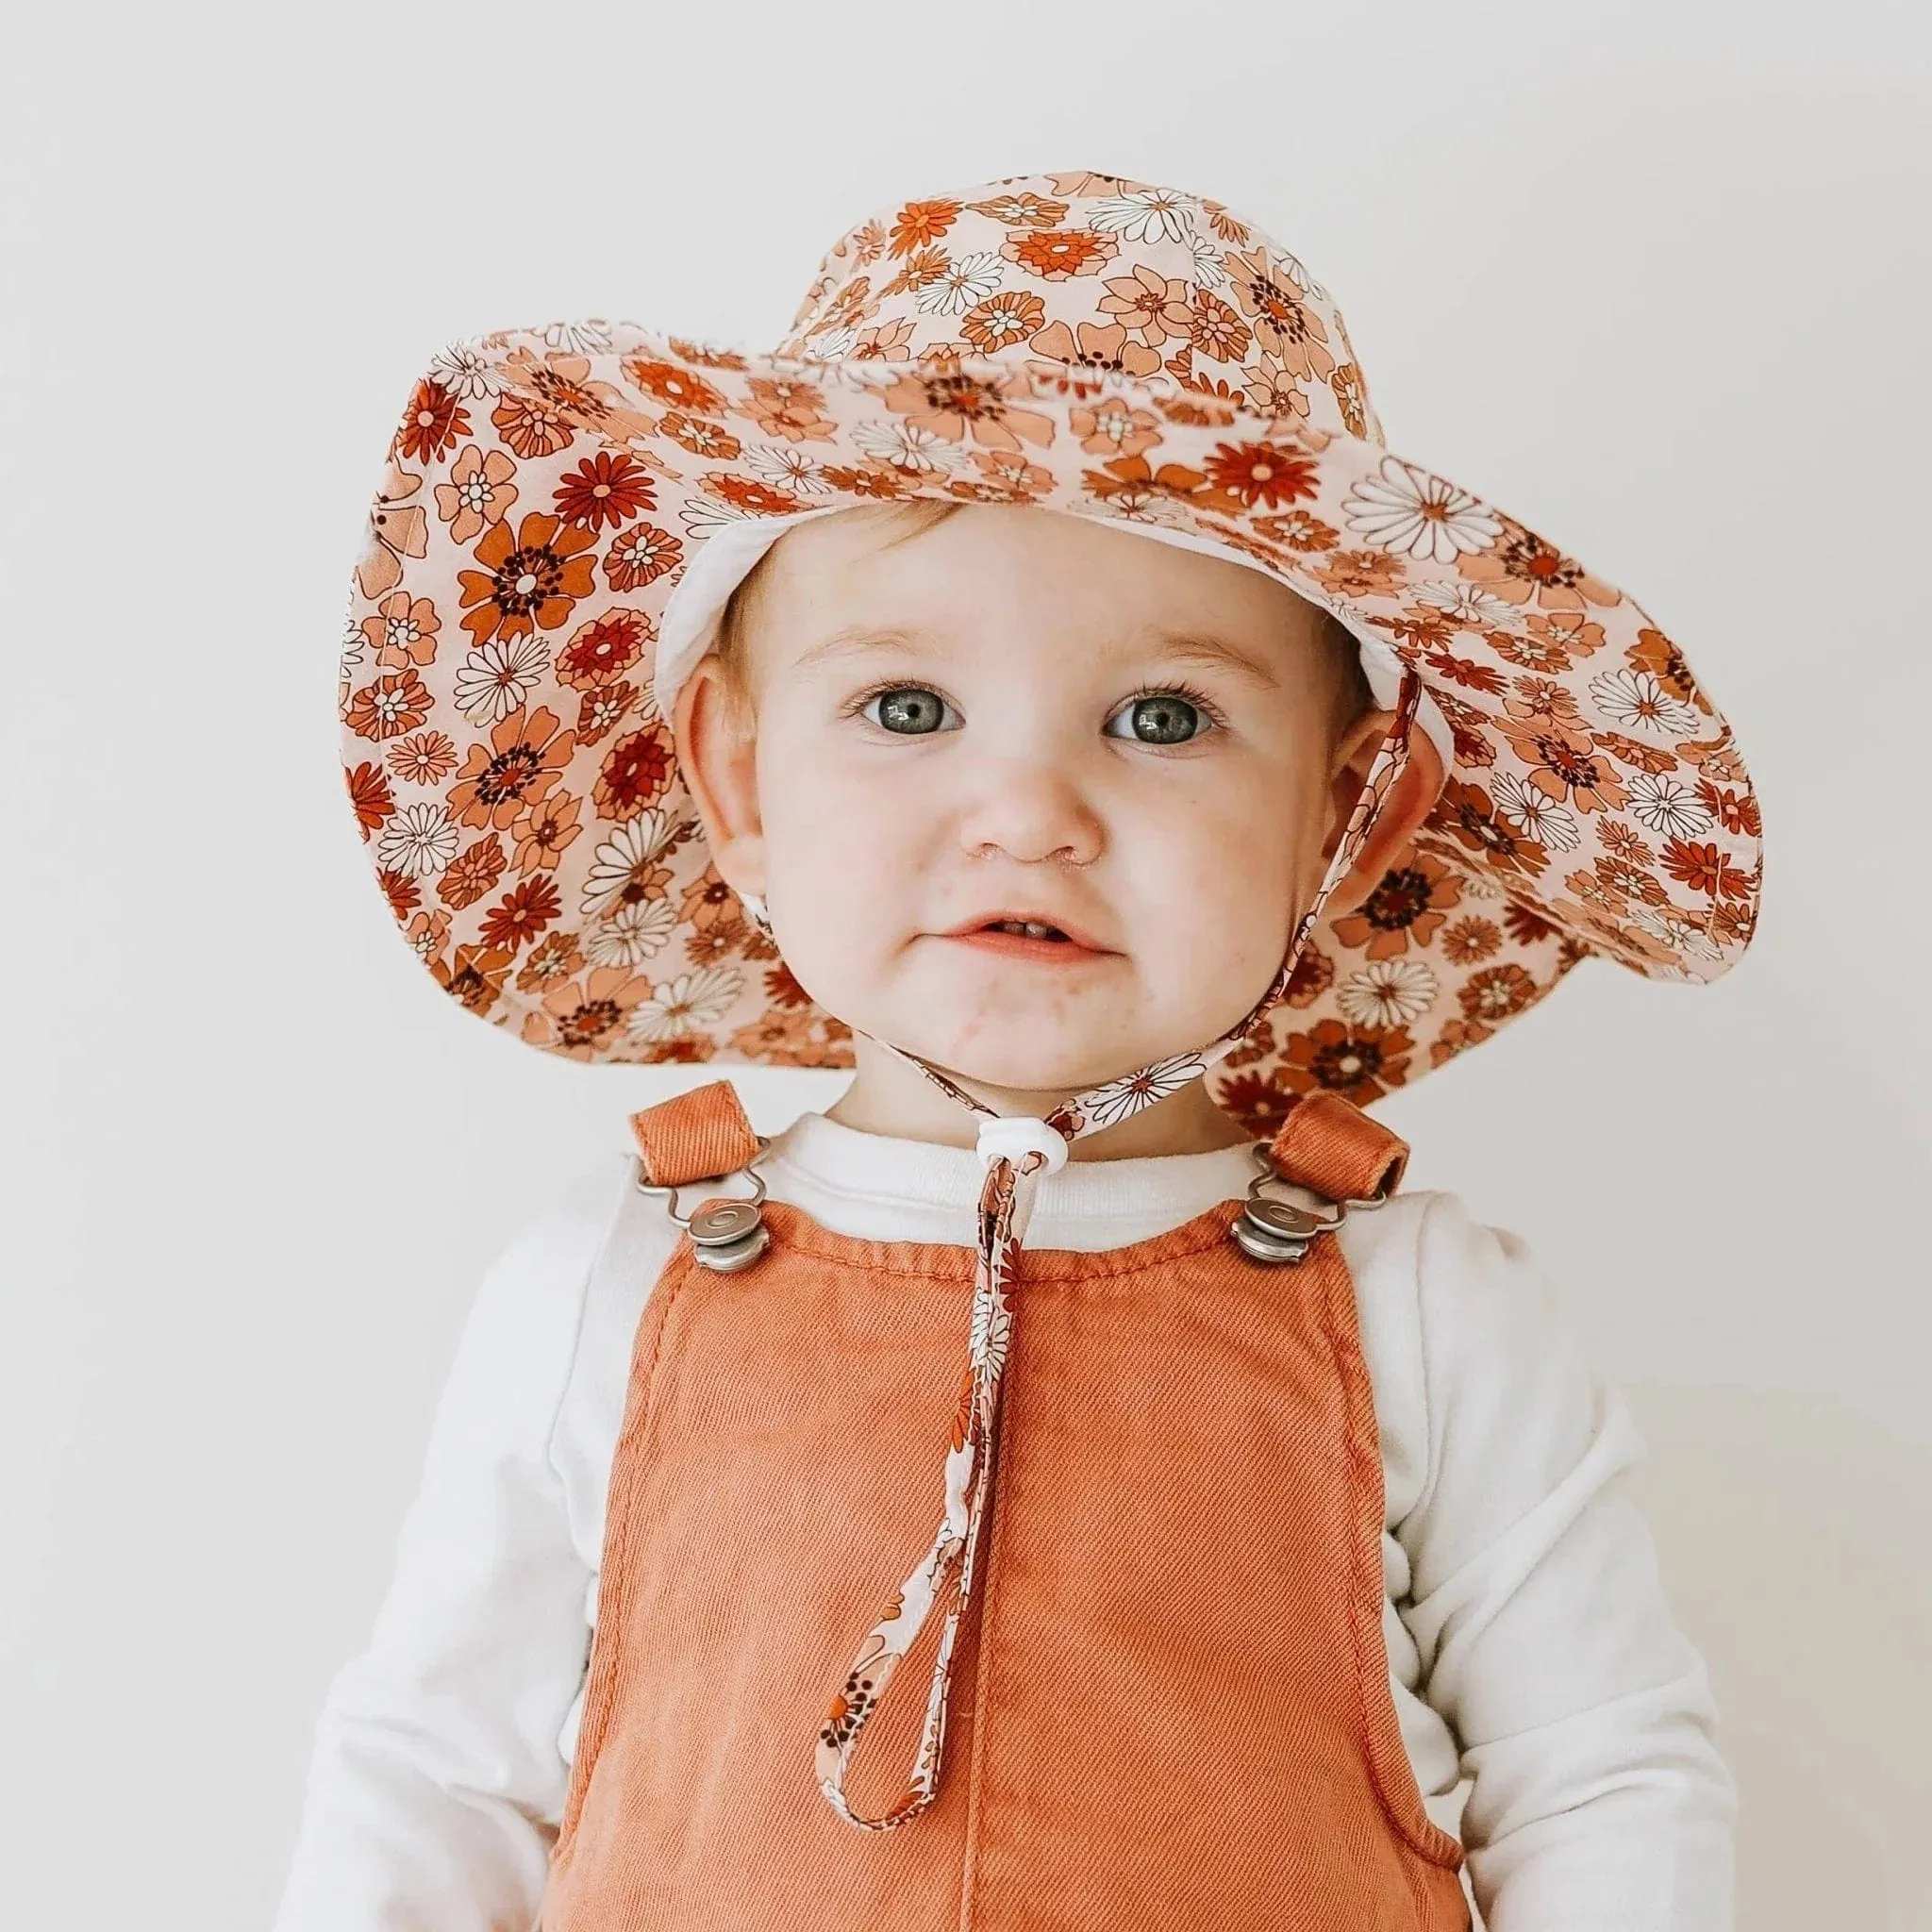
[541,1124,1469,1928]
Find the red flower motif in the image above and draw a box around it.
[456,512,598,645]
[552,451,657,531]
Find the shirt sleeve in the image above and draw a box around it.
[271,1156,630,1932]
[1394,1191,1739,1932]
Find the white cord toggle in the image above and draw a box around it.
[974,1115,1069,1176]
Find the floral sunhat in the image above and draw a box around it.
[340,167,1761,1131]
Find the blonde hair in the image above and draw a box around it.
[710,499,1374,739]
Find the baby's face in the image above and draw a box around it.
[685,503,1363,1095]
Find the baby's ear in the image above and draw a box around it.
[1317,710,1447,917]
[675,655,766,898]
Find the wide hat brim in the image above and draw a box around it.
[340,324,1761,1129]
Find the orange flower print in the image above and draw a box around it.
[661,411,741,460]
[1495,715,1629,814]
[1661,837,1756,901]
[477,875,562,952]
[361,591,441,670]
[344,668,432,741]
[955,448,1055,501]
[575,680,638,746]
[890,198,963,257]
[403,905,448,960]
[1459,963,1539,1025]
[622,357,729,415]
[1439,915,1501,964]
[1593,731,1680,775]
[1215,1070,1298,1138]
[594,724,675,822]
[382,869,423,924]
[883,363,1057,453]
[514,928,585,996]
[959,290,1048,356]
[1098,265,1193,345]
[395,377,471,463]
[1203,440,1319,509]
[356,462,427,601]
[1457,514,1619,612]
[1628,627,1709,713]
[490,389,575,460]
[1067,394,1162,458]
[434,443,519,546]
[701,474,807,516]
[726,1008,850,1067]
[1694,777,1761,839]
[605,522,682,592]
[1280,1020,1413,1105]
[552,451,656,531]
[448,706,575,830]
[389,730,458,787]
[1081,454,1239,518]
[433,941,516,1018]
[1186,291,1254,365]
[1437,776,1552,880]
[523,964,653,1059]
[1225,247,1334,380]
[967,190,1068,227]
[1239,355,1313,423]
[1284,941,1335,1008]
[744,376,838,444]
[557,608,651,690]
[438,834,507,910]
[764,959,814,1009]
[1330,362,1369,436]
[1027,317,1164,383]
[456,512,598,644]
[1422,648,1507,695]
[1312,548,1407,598]
[999,226,1119,280]
[1330,853,1461,959]
[680,864,741,933]
[510,787,582,876]
[345,761,395,839]
[1252,509,1338,552]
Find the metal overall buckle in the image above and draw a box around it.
[1230,1144,1391,1266]
[634,1142,773,1274]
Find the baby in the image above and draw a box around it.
[289,169,1759,1930]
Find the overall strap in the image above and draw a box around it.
[629,1079,761,1187]
[1266,1091,1408,1203]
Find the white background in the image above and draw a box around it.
[4,3,1927,1924]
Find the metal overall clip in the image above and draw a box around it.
[1230,1143,1392,1266]
[634,1142,774,1274]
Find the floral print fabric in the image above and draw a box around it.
[340,167,1762,1131]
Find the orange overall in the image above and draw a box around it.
[540,1087,1471,1930]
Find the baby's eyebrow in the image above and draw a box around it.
[790,625,942,674]
[1137,629,1283,691]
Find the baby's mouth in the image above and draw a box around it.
[937,912,1114,963]
[989,919,1068,941]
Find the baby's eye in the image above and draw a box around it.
[862,686,959,735]
[1104,691,1214,745]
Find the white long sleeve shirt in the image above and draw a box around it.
[273,1109,1736,1930]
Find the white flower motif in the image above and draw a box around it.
[454,634,551,724]
[376,803,458,877]
[428,340,507,400]
[1626,901,1723,963]
[626,965,743,1043]
[1491,770,1582,852]
[915,250,1005,317]
[849,419,964,475]
[678,498,758,541]
[1336,958,1441,1027]
[579,810,682,918]
[969,1291,1012,1378]
[743,443,833,494]
[1624,772,1714,839]
[1588,668,1702,738]
[582,896,676,967]
[800,323,859,359]
[1082,1053,1208,1128]
[1412,580,1519,629]
[1088,188,1200,244]
[1457,867,1506,901]
[1185,231,1226,290]
[540,318,613,354]
[339,607,368,682]
[1344,457,1502,562]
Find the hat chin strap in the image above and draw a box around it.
[812,674,1422,1831]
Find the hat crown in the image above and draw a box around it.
[775,170,1385,447]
